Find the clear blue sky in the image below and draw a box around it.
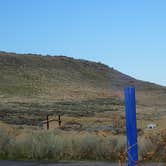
[0,0,166,86]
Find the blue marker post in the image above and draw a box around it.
[124,87,138,166]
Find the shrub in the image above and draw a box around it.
[0,128,165,162]
[0,128,14,158]
[10,130,57,159]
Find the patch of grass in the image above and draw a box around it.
[0,127,165,161]
[138,130,166,162]
[0,128,127,160]
[0,128,14,159]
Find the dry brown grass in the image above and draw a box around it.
[0,121,165,161]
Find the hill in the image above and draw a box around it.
[0,51,164,98]
[0,51,166,125]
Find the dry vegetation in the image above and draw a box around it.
[0,52,166,162]
[0,123,165,162]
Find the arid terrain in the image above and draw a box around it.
[0,52,165,162]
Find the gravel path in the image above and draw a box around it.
[0,161,165,166]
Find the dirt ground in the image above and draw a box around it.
[0,161,165,166]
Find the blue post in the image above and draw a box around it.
[124,87,138,166]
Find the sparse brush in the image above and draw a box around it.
[138,136,154,159]
[138,131,166,162]
[0,129,126,160]
[0,128,14,158]
[0,128,165,162]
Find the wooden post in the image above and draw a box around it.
[58,115,61,127]
[46,115,49,130]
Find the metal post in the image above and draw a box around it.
[124,87,138,166]
[46,115,49,130]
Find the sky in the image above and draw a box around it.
[0,0,166,86]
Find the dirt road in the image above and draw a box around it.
[0,161,165,166]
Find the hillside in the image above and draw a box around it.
[0,51,166,125]
[0,51,164,98]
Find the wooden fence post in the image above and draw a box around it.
[58,115,61,127]
[46,115,49,130]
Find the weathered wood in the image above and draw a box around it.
[46,115,49,130]
[58,115,61,127]
[40,115,62,129]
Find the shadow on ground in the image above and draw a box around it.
[0,161,165,166]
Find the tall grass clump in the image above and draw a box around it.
[10,130,56,159]
[1,128,165,161]
[0,128,127,160]
[0,128,14,159]
[138,130,166,162]
[138,136,154,159]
